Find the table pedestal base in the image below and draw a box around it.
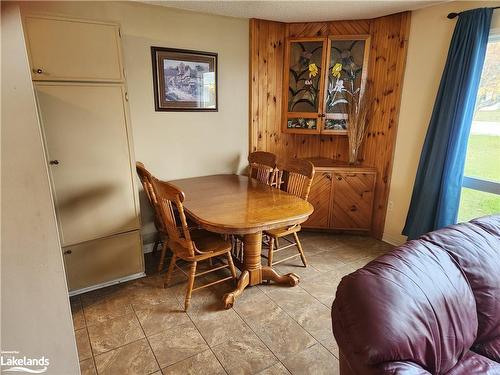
[223,231,300,309]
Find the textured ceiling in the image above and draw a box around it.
[142,1,449,22]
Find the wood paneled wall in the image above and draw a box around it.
[249,13,411,239]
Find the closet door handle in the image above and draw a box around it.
[49,160,59,165]
[33,68,43,74]
[63,249,72,255]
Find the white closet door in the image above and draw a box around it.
[24,16,123,82]
[36,82,139,246]
[63,231,143,291]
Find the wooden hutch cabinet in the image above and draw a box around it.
[283,35,370,135]
[303,158,376,231]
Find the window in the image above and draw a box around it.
[458,33,500,222]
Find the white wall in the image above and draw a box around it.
[383,1,500,245]
[1,3,80,373]
[19,1,249,241]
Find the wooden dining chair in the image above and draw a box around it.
[248,151,277,186]
[150,177,237,311]
[262,158,315,267]
[136,162,169,272]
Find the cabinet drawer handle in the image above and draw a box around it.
[33,68,43,74]
[49,160,59,165]
[323,173,332,180]
[336,176,342,181]
[63,249,72,255]
[350,205,357,212]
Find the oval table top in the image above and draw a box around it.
[169,174,314,235]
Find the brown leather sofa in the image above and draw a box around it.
[331,215,500,374]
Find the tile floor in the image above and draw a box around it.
[72,232,393,375]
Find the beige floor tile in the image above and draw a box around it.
[134,299,190,337]
[83,293,133,326]
[346,255,378,271]
[271,263,322,283]
[189,307,253,347]
[298,233,345,253]
[266,284,333,342]
[162,349,226,375]
[306,251,347,273]
[87,313,144,355]
[125,276,179,308]
[94,338,159,375]
[233,287,278,321]
[299,264,353,307]
[238,299,316,362]
[79,358,97,375]
[320,335,339,359]
[148,320,208,368]
[71,297,86,331]
[290,304,332,343]
[257,362,291,375]
[75,328,92,361]
[81,284,127,306]
[212,331,278,375]
[281,343,339,375]
[266,285,319,312]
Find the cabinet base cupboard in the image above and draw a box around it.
[24,15,144,294]
[303,158,376,232]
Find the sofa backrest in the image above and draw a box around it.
[331,215,500,374]
[422,215,500,361]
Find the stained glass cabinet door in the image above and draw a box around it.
[322,35,370,134]
[283,38,327,134]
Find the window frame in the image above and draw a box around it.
[460,30,500,215]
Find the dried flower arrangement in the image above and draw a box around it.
[345,82,373,164]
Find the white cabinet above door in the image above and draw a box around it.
[36,82,139,246]
[24,16,124,82]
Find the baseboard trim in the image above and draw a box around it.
[68,272,146,296]
[382,232,407,247]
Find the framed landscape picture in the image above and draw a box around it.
[151,47,218,111]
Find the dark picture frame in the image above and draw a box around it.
[151,46,218,112]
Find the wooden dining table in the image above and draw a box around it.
[169,174,314,308]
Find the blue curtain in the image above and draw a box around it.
[403,8,492,240]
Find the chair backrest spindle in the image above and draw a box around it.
[150,177,196,258]
[275,159,315,200]
[248,151,277,185]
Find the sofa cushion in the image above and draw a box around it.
[422,215,500,361]
[445,351,500,374]
[332,240,478,374]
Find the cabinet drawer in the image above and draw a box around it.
[331,172,375,230]
[63,230,143,292]
[24,16,123,82]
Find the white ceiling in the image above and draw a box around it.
[143,0,449,23]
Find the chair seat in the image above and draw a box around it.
[265,224,301,238]
[172,229,232,261]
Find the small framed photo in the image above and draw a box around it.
[151,47,218,111]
